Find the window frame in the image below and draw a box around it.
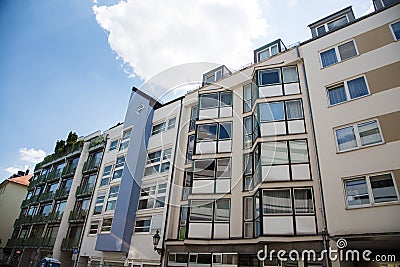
[320,39,359,68]
[192,158,232,194]
[88,221,100,235]
[257,44,279,62]
[134,217,152,233]
[144,147,171,177]
[316,15,349,36]
[334,119,384,153]
[101,218,113,233]
[151,117,177,136]
[343,172,399,209]
[119,127,132,152]
[109,139,119,151]
[326,75,370,106]
[389,20,400,41]
[199,91,233,110]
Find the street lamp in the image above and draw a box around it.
[152,230,164,255]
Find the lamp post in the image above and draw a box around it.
[152,230,165,267]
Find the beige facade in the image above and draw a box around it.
[301,3,400,266]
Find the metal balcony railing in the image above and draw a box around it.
[61,237,80,251]
[82,157,102,173]
[31,214,48,224]
[62,164,78,177]
[14,215,32,227]
[46,169,63,182]
[89,135,106,150]
[76,184,94,197]
[69,209,88,222]
[38,191,55,203]
[41,237,56,248]
[54,188,70,200]
[24,237,42,247]
[47,211,63,223]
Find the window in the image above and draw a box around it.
[263,189,291,214]
[257,44,279,62]
[327,16,348,30]
[328,76,369,104]
[144,148,171,176]
[138,183,166,210]
[89,221,99,235]
[390,21,400,40]
[199,91,232,110]
[109,140,118,151]
[106,185,120,211]
[101,218,113,233]
[320,40,357,68]
[243,197,253,238]
[244,116,253,149]
[100,165,113,186]
[294,189,314,214]
[186,135,195,163]
[135,218,151,232]
[94,192,106,215]
[167,117,176,130]
[344,173,398,207]
[192,158,231,194]
[178,206,188,240]
[243,83,257,113]
[182,170,192,200]
[258,69,281,86]
[190,201,213,222]
[112,156,125,180]
[195,122,232,153]
[335,119,383,152]
[243,154,253,191]
[119,128,132,151]
[189,106,198,132]
[152,122,166,135]
[197,123,218,141]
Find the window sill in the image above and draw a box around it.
[327,93,370,108]
[345,201,399,210]
[321,54,359,70]
[336,141,385,154]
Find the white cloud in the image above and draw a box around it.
[93,0,269,81]
[19,148,46,164]
[362,3,375,16]
[5,165,30,175]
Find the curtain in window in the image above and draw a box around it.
[345,179,370,206]
[261,142,288,165]
[259,69,281,85]
[357,120,382,146]
[294,189,314,214]
[347,77,368,99]
[283,67,298,83]
[320,48,337,67]
[286,100,303,119]
[335,126,357,151]
[338,41,357,60]
[328,85,347,105]
[370,174,398,203]
[263,189,291,214]
[260,102,284,122]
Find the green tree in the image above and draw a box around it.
[54,140,65,154]
[66,131,78,146]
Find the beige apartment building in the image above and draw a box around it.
[301,2,400,266]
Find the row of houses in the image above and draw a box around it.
[3,1,400,267]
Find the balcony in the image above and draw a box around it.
[41,237,56,248]
[27,179,38,190]
[61,237,80,251]
[55,188,70,200]
[24,237,42,247]
[76,184,94,198]
[21,195,39,208]
[47,212,63,223]
[31,214,48,224]
[46,169,63,183]
[39,191,55,203]
[36,174,47,185]
[69,209,88,222]
[6,238,25,248]
[14,215,32,227]
[89,135,106,151]
[82,157,102,174]
[62,164,77,177]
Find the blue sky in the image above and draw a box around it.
[0,0,373,181]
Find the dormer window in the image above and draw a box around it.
[253,39,285,63]
[202,66,231,86]
[316,15,349,36]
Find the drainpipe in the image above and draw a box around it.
[296,46,330,267]
[161,97,184,267]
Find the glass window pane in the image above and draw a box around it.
[200,93,219,109]
[215,199,230,221]
[271,44,278,56]
[357,120,382,146]
[317,25,326,36]
[283,67,298,83]
[320,48,338,67]
[197,124,218,141]
[258,49,270,61]
[263,189,291,214]
[219,122,232,140]
[220,92,233,106]
[338,41,357,61]
[286,100,303,119]
[336,126,357,151]
[244,197,253,220]
[190,201,213,222]
[244,154,253,175]
[259,102,285,122]
[216,158,231,178]
[258,69,281,86]
[261,142,289,165]
[347,77,369,99]
[243,84,252,101]
[328,85,347,105]
[294,189,314,214]
[370,174,398,203]
[391,21,400,40]
[194,160,215,179]
[289,140,309,163]
[327,16,348,31]
[345,179,370,206]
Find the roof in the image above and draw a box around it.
[7,174,33,187]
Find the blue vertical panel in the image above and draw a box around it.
[95,89,157,252]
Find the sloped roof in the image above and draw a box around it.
[7,174,33,187]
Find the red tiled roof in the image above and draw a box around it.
[8,174,33,187]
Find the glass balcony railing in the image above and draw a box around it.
[61,237,80,251]
[69,209,88,222]
[38,191,55,203]
[21,195,39,208]
[82,157,102,173]
[55,188,70,200]
[36,174,47,185]
[47,211,63,223]
[46,169,63,182]
[89,135,106,150]
[41,237,56,248]
[31,214,48,224]
[24,237,43,247]
[76,184,94,197]
[62,164,78,177]
[14,215,32,227]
